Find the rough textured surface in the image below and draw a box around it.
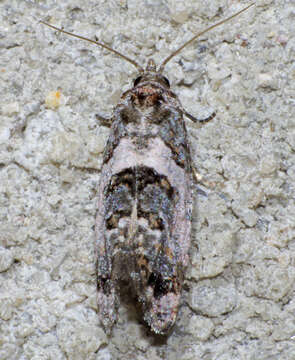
[0,0,294,359]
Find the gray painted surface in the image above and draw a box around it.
[0,1,294,359]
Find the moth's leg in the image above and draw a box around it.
[182,108,216,186]
[192,166,203,183]
[97,242,118,335]
[95,113,113,128]
[183,110,216,124]
[191,164,217,193]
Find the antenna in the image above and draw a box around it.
[159,3,255,72]
[40,20,144,72]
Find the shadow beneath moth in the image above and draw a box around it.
[41,3,254,335]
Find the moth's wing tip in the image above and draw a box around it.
[144,292,181,335]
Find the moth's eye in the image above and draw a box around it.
[163,76,170,88]
[134,76,142,87]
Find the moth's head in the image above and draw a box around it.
[133,59,170,88]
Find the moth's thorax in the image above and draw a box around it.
[122,82,177,114]
[130,84,167,109]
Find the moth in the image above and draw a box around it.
[41,3,254,335]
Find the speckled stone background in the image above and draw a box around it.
[0,0,294,359]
